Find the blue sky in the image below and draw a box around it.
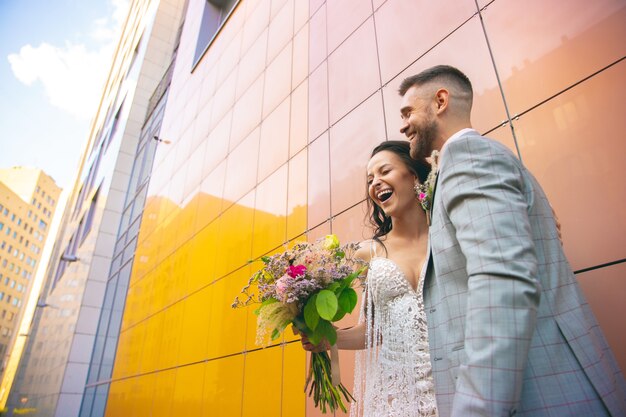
[0,0,129,189]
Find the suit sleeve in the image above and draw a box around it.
[439,137,541,416]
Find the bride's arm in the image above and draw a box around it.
[336,323,366,350]
[298,322,367,351]
[336,241,370,350]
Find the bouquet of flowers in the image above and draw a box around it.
[232,234,366,413]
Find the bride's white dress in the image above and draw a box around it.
[351,253,438,417]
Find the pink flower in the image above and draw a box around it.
[287,264,307,278]
[418,192,427,201]
[275,274,290,297]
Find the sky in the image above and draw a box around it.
[0,0,129,190]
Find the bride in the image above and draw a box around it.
[300,140,438,417]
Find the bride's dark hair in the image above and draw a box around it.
[366,140,430,246]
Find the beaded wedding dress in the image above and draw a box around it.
[351,248,438,417]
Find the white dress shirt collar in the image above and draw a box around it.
[439,127,478,160]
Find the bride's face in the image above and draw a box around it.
[367,150,418,217]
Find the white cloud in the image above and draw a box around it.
[7,0,129,120]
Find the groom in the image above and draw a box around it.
[399,65,626,416]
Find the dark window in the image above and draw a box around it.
[105,100,124,150]
[81,189,99,244]
[193,0,240,66]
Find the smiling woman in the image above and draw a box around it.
[298,139,436,416]
[366,141,430,245]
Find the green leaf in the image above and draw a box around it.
[304,295,320,330]
[338,288,358,314]
[292,316,306,332]
[308,327,322,346]
[271,328,281,340]
[327,282,340,292]
[250,270,262,283]
[260,256,271,264]
[332,308,346,321]
[317,320,337,345]
[316,290,338,320]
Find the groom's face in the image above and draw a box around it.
[400,85,438,160]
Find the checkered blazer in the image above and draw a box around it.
[424,132,626,416]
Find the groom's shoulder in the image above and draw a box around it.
[456,132,519,158]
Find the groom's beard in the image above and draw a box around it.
[409,117,438,160]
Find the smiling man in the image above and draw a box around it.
[398,65,626,417]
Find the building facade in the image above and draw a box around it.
[9,0,626,416]
[103,0,626,416]
[5,1,187,416]
[0,168,61,408]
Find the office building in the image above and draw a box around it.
[0,167,61,407]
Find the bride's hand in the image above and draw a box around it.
[293,325,330,352]
[550,204,563,245]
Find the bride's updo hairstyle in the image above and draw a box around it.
[366,140,430,244]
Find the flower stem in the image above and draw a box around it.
[306,351,355,413]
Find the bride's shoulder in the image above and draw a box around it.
[353,239,384,263]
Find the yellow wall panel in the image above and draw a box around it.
[178,285,212,365]
[158,300,184,369]
[186,219,220,294]
[214,191,256,279]
[139,309,164,374]
[172,363,205,416]
[282,343,307,417]
[151,368,176,417]
[130,374,155,417]
[176,193,200,247]
[252,165,288,258]
[241,346,283,417]
[135,270,155,323]
[111,320,146,381]
[202,355,244,417]
[104,378,127,417]
[170,239,192,300]
[206,269,249,359]
[150,262,169,313]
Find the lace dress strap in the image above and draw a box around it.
[368,239,379,259]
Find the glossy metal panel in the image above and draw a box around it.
[482,0,626,116]
[327,18,380,125]
[329,93,386,215]
[307,133,330,229]
[512,60,626,270]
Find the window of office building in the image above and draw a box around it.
[193,0,239,66]
[81,188,99,244]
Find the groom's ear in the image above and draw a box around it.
[434,88,449,114]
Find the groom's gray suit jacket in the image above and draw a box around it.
[424,131,626,416]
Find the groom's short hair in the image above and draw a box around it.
[398,65,473,98]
